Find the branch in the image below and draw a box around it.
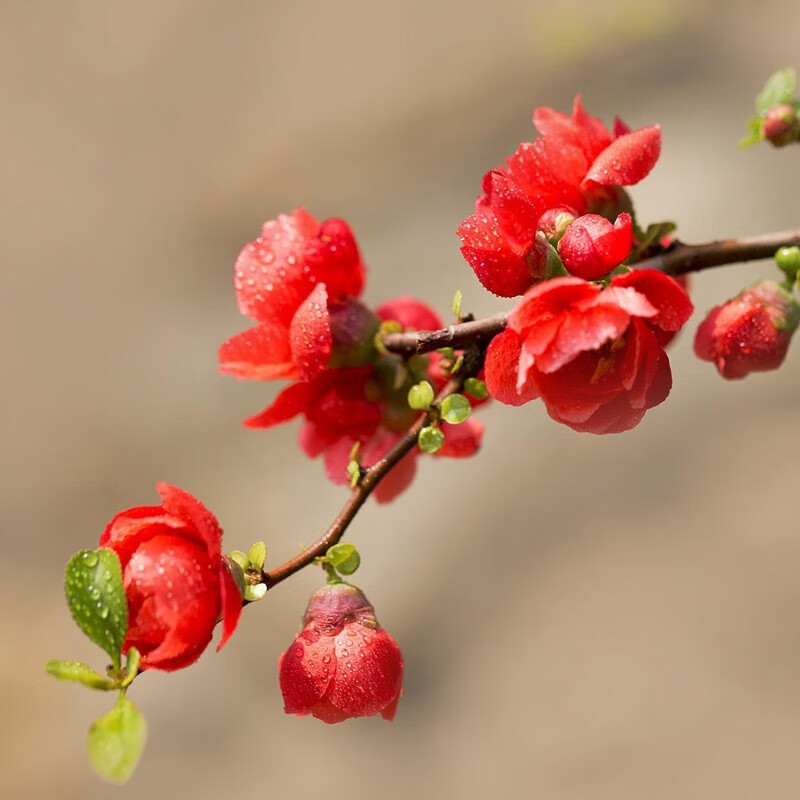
[382,229,800,356]
[259,227,799,591]
[262,377,464,589]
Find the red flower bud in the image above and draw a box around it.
[762,104,800,147]
[98,484,242,671]
[558,213,633,280]
[279,583,403,723]
[694,281,800,379]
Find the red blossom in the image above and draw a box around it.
[219,209,366,382]
[243,296,484,502]
[694,281,800,379]
[279,583,403,724]
[484,270,692,433]
[98,484,242,672]
[458,96,661,297]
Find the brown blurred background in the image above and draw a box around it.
[3,1,800,797]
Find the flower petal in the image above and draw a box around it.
[279,628,336,715]
[289,283,332,381]
[243,380,320,429]
[484,329,540,406]
[377,297,444,331]
[218,322,295,381]
[583,125,661,188]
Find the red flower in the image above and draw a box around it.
[219,209,366,382]
[485,270,693,433]
[558,213,633,280]
[99,483,242,671]
[694,281,800,379]
[243,296,484,502]
[279,582,403,724]
[458,96,661,296]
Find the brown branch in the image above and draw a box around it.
[382,229,800,356]
[259,227,799,591]
[262,378,464,589]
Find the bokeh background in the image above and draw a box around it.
[3,1,800,798]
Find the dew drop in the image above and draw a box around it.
[82,552,99,567]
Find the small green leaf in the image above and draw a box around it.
[739,116,764,148]
[228,550,250,572]
[418,426,445,454]
[464,377,488,400]
[451,289,463,319]
[375,319,402,353]
[244,583,267,602]
[630,220,677,260]
[347,459,361,488]
[408,380,435,410]
[437,347,455,359]
[447,354,464,375]
[326,543,361,575]
[756,67,797,114]
[247,541,267,571]
[45,660,116,690]
[120,648,141,689]
[65,549,128,672]
[439,394,472,424]
[88,695,147,784]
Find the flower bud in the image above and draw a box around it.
[537,206,577,244]
[763,104,800,147]
[558,213,633,280]
[279,582,403,723]
[694,281,800,379]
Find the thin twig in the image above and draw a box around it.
[260,227,800,589]
[262,378,463,589]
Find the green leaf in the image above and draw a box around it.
[739,116,764,148]
[408,380,435,410]
[347,459,361,488]
[418,426,445,454]
[87,695,147,784]
[247,541,267,571]
[436,347,455,359]
[229,550,250,572]
[630,220,676,260]
[45,660,115,690]
[65,549,128,673]
[439,394,472,424]
[756,68,797,114]
[464,377,488,400]
[451,289,463,319]
[326,543,361,575]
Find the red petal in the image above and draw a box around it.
[484,329,540,406]
[458,209,535,297]
[304,217,366,301]
[377,297,443,331]
[218,322,295,381]
[437,417,484,458]
[326,626,403,718]
[123,534,219,671]
[583,125,661,188]
[479,170,541,247]
[234,210,318,326]
[509,277,599,333]
[99,507,185,566]
[279,628,336,715]
[289,283,332,381]
[243,379,320,429]
[216,560,242,652]
[611,269,693,332]
[373,451,417,504]
[156,483,224,562]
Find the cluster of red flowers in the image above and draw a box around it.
[457,96,694,433]
[219,209,483,502]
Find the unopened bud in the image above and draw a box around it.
[763,104,800,147]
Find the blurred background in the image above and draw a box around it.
[3,1,800,797]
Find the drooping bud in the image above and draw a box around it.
[279,582,403,723]
[694,281,800,379]
[762,104,800,147]
[328,298,381,368]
